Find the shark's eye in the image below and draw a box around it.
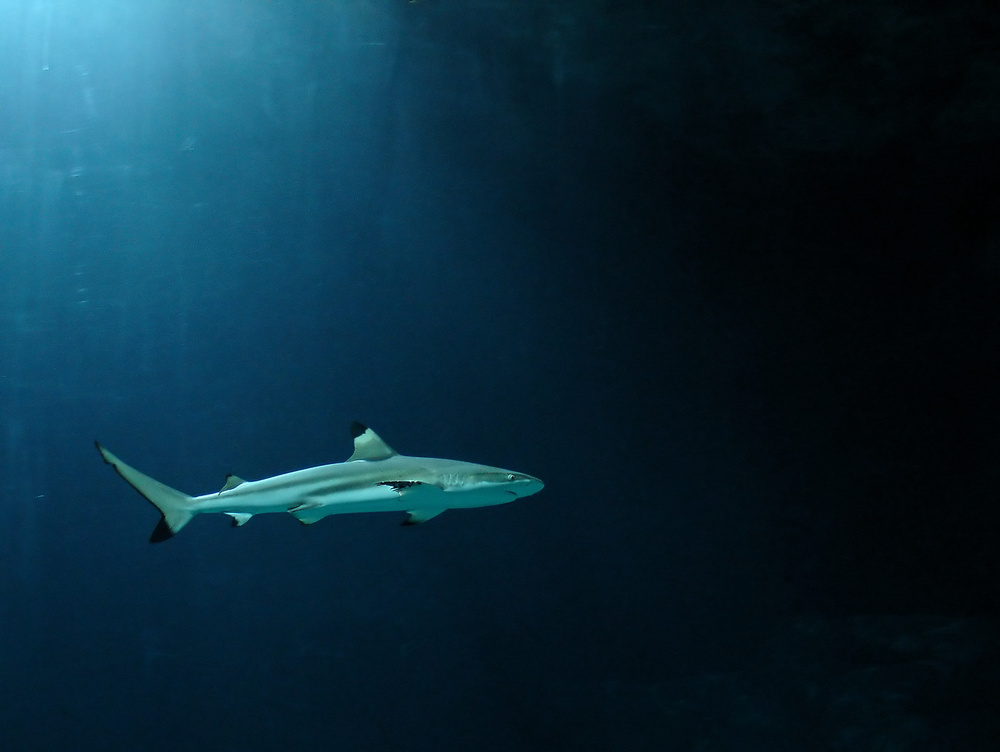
[507,473,516,481]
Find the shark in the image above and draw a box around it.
[96,422,544,542]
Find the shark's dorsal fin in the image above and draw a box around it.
[220,475,246,493]
[348,422,398,462]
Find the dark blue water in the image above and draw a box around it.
[2,2,998,749]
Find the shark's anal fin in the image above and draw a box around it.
[226,512,253,527]
[220,475,246,493]
[402,509,446,526]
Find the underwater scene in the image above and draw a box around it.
[1,1,998,749]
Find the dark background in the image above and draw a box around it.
[1,1,998,749]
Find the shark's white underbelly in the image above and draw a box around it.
[192,480,400,516]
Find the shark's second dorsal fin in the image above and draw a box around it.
[348,422,398,462]
[220,475,246,492]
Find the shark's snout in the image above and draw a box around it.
[517,474,545,498]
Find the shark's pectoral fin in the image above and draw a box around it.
[226,512,253,527]
[382,482,445,525]
[402,508,446,526]
[378,480,425,493]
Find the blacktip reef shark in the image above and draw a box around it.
[96,422,544,542]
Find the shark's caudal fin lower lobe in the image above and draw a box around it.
[95,442,195,542]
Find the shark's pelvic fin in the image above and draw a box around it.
[402,509,446,526]
[347,422,398,462]
[95,442,196,542]
[289,502,326,525]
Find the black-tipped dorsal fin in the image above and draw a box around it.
[220,475,246,492]
[348,422,398,462]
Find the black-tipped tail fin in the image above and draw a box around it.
[95,442,197,543]
[150,517,176,543]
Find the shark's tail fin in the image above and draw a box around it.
[95,442,196,543]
